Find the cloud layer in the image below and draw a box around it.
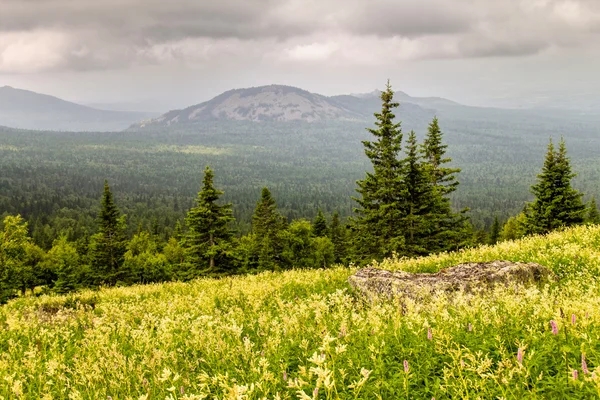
[2,0,600,73]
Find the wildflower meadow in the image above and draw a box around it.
[2,225,600,399]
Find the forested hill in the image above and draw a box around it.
[0,86,154,132]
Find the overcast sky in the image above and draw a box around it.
[1,0,600,111]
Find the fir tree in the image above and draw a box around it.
[352,81,406,263]
[587,197,600,224]
[173,220,183,241]
[526,138,586,234]
[422,117,460,195]
[313,209,328,237]
[489,216,501,245]
[329,211,347,264]
[250,187,286,271]
[89,181,128,285]
[182,167,236,278]
[402,130,437,256]
[420,118,471,251]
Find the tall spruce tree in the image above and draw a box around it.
[182,166,236,278]
[402,130,437,256]
[588,197,600,224]
[329,212,347,264]
[352,81,406,263]
[526,138,586,234]
[250,187,286,271]
[420,118,471,252]
[489,216,501,245]
[422,117,460,195]
[89,181,128,285]
[313,209,329,237]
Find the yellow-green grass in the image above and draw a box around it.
[2,226,600,399]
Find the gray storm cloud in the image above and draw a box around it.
[1,0,600,73]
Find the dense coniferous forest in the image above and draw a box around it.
[1,84,599,300]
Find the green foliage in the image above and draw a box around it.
[181,166,236,278]
[0,216,32,301]
[88,181,128,286]
[312,209,328,237]
[124,231,171,284]
[489,216,501,244]
[242,187,287,272]
[422,116,460,195]
[500,213,528,241]
[403,130,438,256]
[44,236,81,294]
[352,82,406,262]
[329,211,348,264]
[588,197,600,224]
[526,138,586,234]
[352,86,470,262]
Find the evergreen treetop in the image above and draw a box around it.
[89,181,128,285]
[422,117,460,195]
[352,81,406,262]
[313,209,328,237]
[526,138,586,234]
[183,166,236,278]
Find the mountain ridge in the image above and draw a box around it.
[131,84,455,129]
[0,86,156,132]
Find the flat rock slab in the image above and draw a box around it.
[349,260,555,299]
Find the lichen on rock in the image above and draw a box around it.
[349,260,555,300]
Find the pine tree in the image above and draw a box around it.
[526,138,586,234]
[313,209,328,237]
[89,181,128,285]
[352,81,406,263]
[329,212,347,264]
[489,216,501,244]
[587,197,600,224]
[182,167,236,278]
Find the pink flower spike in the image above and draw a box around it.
[468,323,473,332]
[313,387,318,397]
[582,354,589,374]
[517,348,524,365]
[283,371,287,381]
[404,360,409,373]
[573,369,579,380]
[572,314,576,325]
[550,320,558,335]
[427,327,433,341]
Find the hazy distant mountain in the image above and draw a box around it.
[0,86,156,131]
[131,84,444,130]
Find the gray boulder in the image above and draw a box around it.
[349,260,555,300]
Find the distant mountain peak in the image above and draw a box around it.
[134,84,365,128]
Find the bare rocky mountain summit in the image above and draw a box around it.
[131,84,439,129]
[349,260,555,300]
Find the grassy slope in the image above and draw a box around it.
[2,226,600,399]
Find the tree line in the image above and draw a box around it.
[1,82,599,301]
